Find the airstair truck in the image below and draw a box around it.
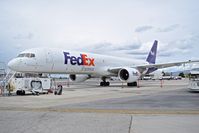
[8,73,52,95]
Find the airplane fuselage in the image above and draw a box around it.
[8,48,146,76]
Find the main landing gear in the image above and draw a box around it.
[127,82,137,86]
[100,77,110,86]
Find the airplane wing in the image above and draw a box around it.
[136,60,199,69]
[108,60,199,74]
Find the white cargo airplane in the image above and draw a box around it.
[8,40,198,86]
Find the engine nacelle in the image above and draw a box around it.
[69,74,90,82]
[118,68,140,82]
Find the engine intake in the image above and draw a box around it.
[118,68,140,82]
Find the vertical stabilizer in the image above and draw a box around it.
[146,40,158,64]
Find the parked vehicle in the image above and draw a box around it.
[188,71,199,92]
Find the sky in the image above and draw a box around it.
[0,0,199,71]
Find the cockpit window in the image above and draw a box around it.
[17,53,35,58]
[30,53,35,57]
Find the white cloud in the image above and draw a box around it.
[156,24,179,33]
[135,26,153,33]
[13,33,34,40]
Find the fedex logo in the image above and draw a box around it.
[63,52,95,66]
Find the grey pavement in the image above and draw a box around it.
[0,79,199,133]
[0,111,131,133]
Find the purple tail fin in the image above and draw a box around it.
[146,40,158,64]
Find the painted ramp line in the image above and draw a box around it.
[1,107,199,115]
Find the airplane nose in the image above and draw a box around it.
[7,59,17,70]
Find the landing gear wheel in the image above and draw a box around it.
[16,90,19,95]
[127,82,137,86]
[100,82,110,86]
[22,90,25,95]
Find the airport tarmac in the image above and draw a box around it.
[0,79,199,133]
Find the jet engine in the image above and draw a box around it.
[69,74,90,82]
[118,68,140,83]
